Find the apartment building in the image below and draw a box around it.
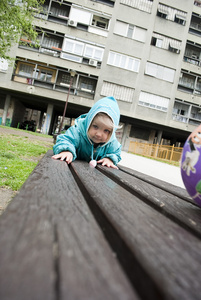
[0,0,201,150]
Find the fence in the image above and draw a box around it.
[128,141,183,163]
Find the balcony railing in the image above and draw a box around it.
[172,114,188,123]
[184,56,200,66]
[12,73,96,99]
[19,40,102,68]
[194,0,201,7]
[178,78,195,89]
[190,22,201,31]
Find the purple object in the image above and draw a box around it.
[181,124,201,207]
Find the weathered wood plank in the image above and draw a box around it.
[118,165,192,203]
[71,161,201,300]
[97,165,201,238]
[0,150,138,300]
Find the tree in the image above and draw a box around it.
[0,0,44,62]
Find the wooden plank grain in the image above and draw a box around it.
[0,152,57,300]
[71,161,201,300]
[118,165,192,203]
[0,151,138,300]
[97,165,201,239]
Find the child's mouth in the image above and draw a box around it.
[92,137,103,143]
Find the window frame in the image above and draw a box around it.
[108,51,140,72]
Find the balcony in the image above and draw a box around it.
[19,30,104,69]
[172,100,201,126]
[178,77,195,93]
[12,59,97,100]
[189,14,201,36]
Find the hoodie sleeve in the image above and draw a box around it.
[53,126,80,161]
[102,140,122,165]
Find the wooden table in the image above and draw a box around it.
[0,150,201,300]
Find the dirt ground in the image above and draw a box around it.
[0,127,53,215]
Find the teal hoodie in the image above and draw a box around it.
[53,96,122,165]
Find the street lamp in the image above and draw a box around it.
[58,69,77,134]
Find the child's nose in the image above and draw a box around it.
[95,130,102,137]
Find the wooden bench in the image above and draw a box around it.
[0,150,201,300]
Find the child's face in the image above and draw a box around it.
[88,115,113,144]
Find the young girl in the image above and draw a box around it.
[52,96,122,168]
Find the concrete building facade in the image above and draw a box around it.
[1,0,201,150]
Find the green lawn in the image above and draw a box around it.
[0,128,53,190]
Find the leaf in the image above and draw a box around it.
[0,0,44,61]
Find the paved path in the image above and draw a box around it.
[119,151,185,189]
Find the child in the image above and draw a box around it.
[52,96,122,168]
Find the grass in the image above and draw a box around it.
[0,126,180,191]
[0,127,53,190]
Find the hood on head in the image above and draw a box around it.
[85,96,120,133]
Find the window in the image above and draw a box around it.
[49,1,70,19]
[69,6,111,37]
[101,81,134,102]
[120,0,153,13]
[19,28,64,58]
[60,53,82,63]
[55,70,98,97]
[42,34,62,49]
[178,71,195,91]
[114,20,146,42]
[56,71,77,87]
[169,41,181,54]
[84,45,104,61]
[172,100,190,123]
[91,0,115,7]
[151,33,181,53]
[35,68,54,82]
[62,37,104,64]
[35,0,71,24]
[157,4,187,25]
[18,63,34,77]
[63,38,84,56]
[34,0,49,20]
[108,51,140,72]
[92,15,109,30]
[157,5,168,18]
[189,14,201,36]
[145,62,175,82]
[196,77,201,91]
[79,77,97,93]
[60,73,71,85]
[139,91,169,112]
[194,1,201,7]
[14,60,56,86]
[127,25,134,38]
[184,42,201,66]
[14,61,35,84]
[69,6,110,30]
[174,14,186,25]
[69,7,91,25]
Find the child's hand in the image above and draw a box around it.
[97,157,118,169]
[52,151,73,164]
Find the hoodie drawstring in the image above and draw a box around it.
[90,144,102,162]
[91,144,94,161]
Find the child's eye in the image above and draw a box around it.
[93,125,98,129]
[104,129,110,134]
